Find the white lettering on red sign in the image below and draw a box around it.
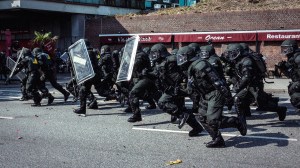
[205,35,225,41]
[140,36,152,42]
[267,34,300,39]
[158,37,164,41]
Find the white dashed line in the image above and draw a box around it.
[132,127,298,142]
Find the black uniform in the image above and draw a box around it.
[178,46,246,148]
[127,48,160,122]
[13,48,42,106]
[225,44,287,124]
[73,44,100,115]
[280,40,300,110]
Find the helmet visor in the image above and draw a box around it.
[281,46,293,55]
[149,51,160,61]
[225,49,240,61]
[177,54,187,66]
[200,50,209,59]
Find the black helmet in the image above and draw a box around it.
[149,43,169,62]
[200,45,215,59]
[281,39,298,55]
[100,45,111,55]
[176,46,197,66]
[188,43,201,54]
[171,48,179,56]
[225,43,244,61]
[32,47,43,56]
[84,39,91,48]
[20,48,32,59]
[143,47,150,55]
[240,43,253,55]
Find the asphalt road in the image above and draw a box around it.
[0,79,300,168]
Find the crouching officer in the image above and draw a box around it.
[177,46,247,148]
[280,40,300,111]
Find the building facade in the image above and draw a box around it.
[0,0,142,55]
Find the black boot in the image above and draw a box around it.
[235,103,247,133]
[201,121,225,148]
[276,106,287,121]
[88,99,98,109]
[128,108,142,122]
[73,108,86,116]
[220,116,247,136]
[47,94,55,105]
[64,92,70,102]
[146,98,156,109]
[74,98,86,116]
[170,115,178,123]
[206,131,226,148]
[186,114,203,137]
[32,93,42,107]
[124,106,132,113]
[20,95,29,101]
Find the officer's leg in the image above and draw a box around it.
[38,79,55,105]
[128,89,142,122]
[73,81,92,115]
[47,72,70,102]
[127,81,144,122]
[66,78,78,101]
[254,88,287,121]
[20,76,29,101]
[220,116,247,136]
[26,73,42,106]
[201,91,226,148]
[234,89,248,129]
[87,90,98,109]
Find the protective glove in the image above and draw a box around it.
[40,75,46,81]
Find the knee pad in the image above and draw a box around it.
[290,93,300,109]
[234,96,242,105]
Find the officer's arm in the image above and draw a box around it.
[236,59,253,92]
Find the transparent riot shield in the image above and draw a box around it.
[116,35,139,83]
[9,47,25,78]
[68,39,95,85]
[6,57,26,80]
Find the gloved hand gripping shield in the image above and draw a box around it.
[68,39,95,85]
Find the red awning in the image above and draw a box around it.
[99,34,172,44]
[258,31,300,41]
[174,33,256,42]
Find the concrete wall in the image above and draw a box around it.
[85,8,300,68]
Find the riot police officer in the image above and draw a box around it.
[151,45,204,137]
[96,45,116,101]
[177,46,247,147]
[224,43,286,122]
[127,45,161,122]
[73,40,100,116]
[33,48,71,103]
[12,48,42,106]
[280,40,300,111]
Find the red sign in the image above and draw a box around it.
[174,33,256,42]
[258,31,300,41]
[100,34,172,44]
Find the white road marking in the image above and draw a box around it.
[132,127,298,142]
[0,116,14,119]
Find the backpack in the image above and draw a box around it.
[249,52,267,78]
